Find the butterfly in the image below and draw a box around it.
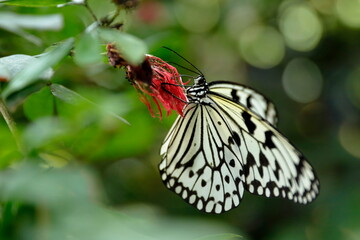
[158,57,320,214]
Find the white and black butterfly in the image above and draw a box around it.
[158,56,319,214]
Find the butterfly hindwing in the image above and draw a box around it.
[160,100,245,213]
[209,94,320,204]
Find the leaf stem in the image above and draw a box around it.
[0,98,25,155]
[84,0,98,22]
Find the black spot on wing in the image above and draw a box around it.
[266,181,277,191]
[201,179,207,187]
[246,96,252,108]
[231,89,239,102]
[225,175,230,184]
[242,111,256,134]
[259,152,269,167]
[244,166,250,177]
[231,131,241,146]
[294,157,306,184]
[246,153,256,167]
[239,169,244,178]
[244,153,256,177]
[264,131,276,149]
[274,161,281,180]
[259,166,264,177]
[228,136,234,145]
[178,157,195,168]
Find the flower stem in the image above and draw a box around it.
[0,98,25,155]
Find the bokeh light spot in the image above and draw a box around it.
[279,3,323,51]
[238,26,285,69]
[336,0,360,28]
[282,58,323,103]
[339,121,360,158]
[174,0,220,33]
[224,2,259,40]
[310,0,336,15]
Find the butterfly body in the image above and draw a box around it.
[160,76,319,214]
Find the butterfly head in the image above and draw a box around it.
[186,75,209,101]
[194,75,207,86]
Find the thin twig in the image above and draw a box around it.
[105,7,122,26]
[0,98,25,155]
[84,0,98,22]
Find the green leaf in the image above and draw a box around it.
[23,87,54,121]
[0,12,63,31]
[0,0,70,7]
[1,38,74,99]
[39,150,72,168]
[50,84,130,125]
[98,28,147,65]
[74,32,103,66]
[5,81,47,111]
[22,117,69,150]
[0,12,63,45]
[0,54,52,80]
[50,83,89,105]
[0,163,95,206]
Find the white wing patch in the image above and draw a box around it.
[208,81,278,126]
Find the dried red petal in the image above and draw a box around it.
[145,55,187,117]
[106,44,187,119]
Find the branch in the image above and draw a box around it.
[0,98,25,155]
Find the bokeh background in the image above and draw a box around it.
[1,0,360,239]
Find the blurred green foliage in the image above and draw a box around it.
[0,0,360,240]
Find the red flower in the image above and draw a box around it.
[107,44,188,119]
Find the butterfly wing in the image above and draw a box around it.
[208,93,320,204]
[160,100,245,213]
[208,81,278,126]
[160,82,319,213]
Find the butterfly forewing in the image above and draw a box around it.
[160,101,245,213]
[208,81,278,126]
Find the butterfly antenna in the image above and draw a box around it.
[180,74,197,79]
[162,46,204,76]
[167,61,199,75]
